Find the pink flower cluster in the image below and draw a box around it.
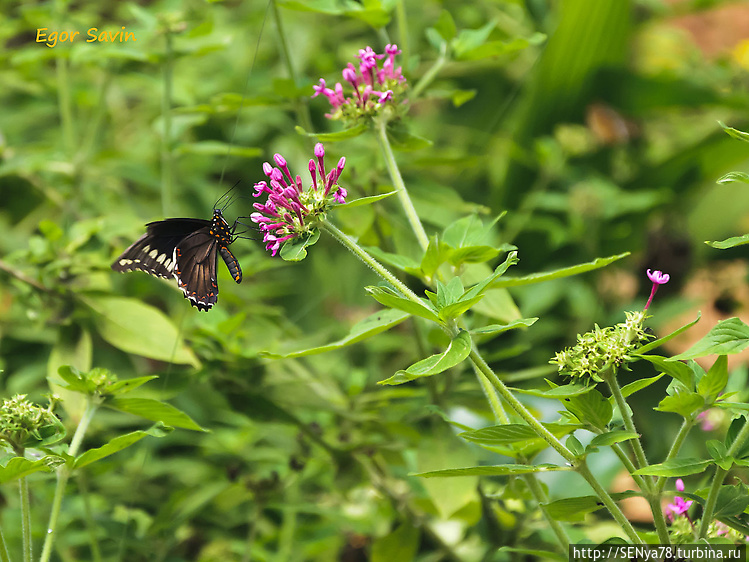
[251,143,346,257]
[666,478,693,522]
[312,45,406,119]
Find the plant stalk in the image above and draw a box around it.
[19,477,31,562]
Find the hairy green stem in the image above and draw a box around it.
[323,220,639,542]
[39,399,100,562]
[161,30,174,216]
[19,477,31,562]
[697,417,749,538]
[374,118,430,250]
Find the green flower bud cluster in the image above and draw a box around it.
[550,311,650,382]
[0,394,65,453]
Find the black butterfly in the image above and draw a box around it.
[111,208,243,311]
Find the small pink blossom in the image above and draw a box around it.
[644,269,670,311]
[666,479,693,521]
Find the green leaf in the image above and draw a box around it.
[714,483,749,518]
[656,391,704,418]
[74,424,172,469]
[107,398,206,432]
[260,309,410,359]
[105,376,159,396]
[442,214,491,248]
[439,295,484,322]
[364,246,421,274]
[719,121,749,143]
[366,286,439,322]
[619,374,664,398]
[456,33,547,61]
[512,383,594,399]
[636,355,694,388]
[543,492,642,521]
[566,435,584,456]
[461,251,519,301]
[716,171,749,185]
[379,330,471,385]
[635,313,701,354]
[295,123,368,141]
[634,458,712,477]
[470,318,538,335]
[83,296,200,367]
[707,234,749,249]
[413,463,566,478]
[698,355,728,403]
[56,365,94,394]
[432,10,457,42]
[0,456,60,484]
[492,253,629,288]
[452,21,496,59]
[448,245,500,266]
[706,440,733,471]
[670,318,749,360]
[420,236,453,279]
[280,230,320,261]
[341,191,396,209]
[459,423,578,446]
[589,431,639,449]
[563,388,613,430]
[371,522,420,562]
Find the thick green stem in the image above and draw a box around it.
[39,399,100,562]
[698,417,749,538]
[374,118,430,250]
[19,477,31,562]
[161,30,174,216]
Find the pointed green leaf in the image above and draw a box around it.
[470,318,538,335]
[342,191,396,208]
[719,121,749,143]
[635,313,701,354]
[717,171,749,185]
[698,355,728,403]
[448,245,500,266]
[107,398,206,431]
[459,423,578,446]
[379,330,471,385]
[619,374,664,398]
[83,296,199,367]
[420,236,453,279]
[566,435,584,456]
[106,376,159,396]
[514,382,594,399]
[260,309,410,359]
[670,318,749,360]
[707,234,749,249]
[366,286,439,322]
[714,483,749,518]
[656,391,704,418]
[634,458,712,477]
[280,229,320,261]
[452,21,496,59]
[295,123,368,141]
[492,253,629,288]
[462,251,519,301]
[74,424,172,469]
[439,295,484,321]
[432,10,457,41]
[0,456,61,484]
[564,388,613,429]
[636,355,693,388]
[589,431,639,448]
[413,463,566,478]
[543,492,642,521]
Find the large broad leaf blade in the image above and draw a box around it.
[670,318,749,360]
[83,296,199,367]
[74,424,172,469]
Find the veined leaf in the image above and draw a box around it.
[492,253,629,288]
[379,330,471,385]
[413,463,566,478]
[260,309,410,359]
[107,398,206,431]
[74,424,172,468]
[0,456,61,484]
[670,318,749,360]
[470,318,538,335]
[366,286,439,322]
[342,191,396,209]
[634,458,712,477]
[280,230,320,261]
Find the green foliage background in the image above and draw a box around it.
[1,0,749,560]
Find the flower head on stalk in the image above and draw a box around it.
[666,479,693,522]
[645,269,670,311]
[312,44,407,122]
[251,143,347,257]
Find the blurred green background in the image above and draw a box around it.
[1,0,749,560]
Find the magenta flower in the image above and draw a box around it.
[644,268,670,311]
[251,143,347,257]
[666,478,693,521]
[312,44,407,121]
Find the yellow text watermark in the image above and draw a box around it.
[36,27,136,48]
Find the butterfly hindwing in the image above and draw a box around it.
[112,210,241,311]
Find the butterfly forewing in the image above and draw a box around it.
[112,209,242,311]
